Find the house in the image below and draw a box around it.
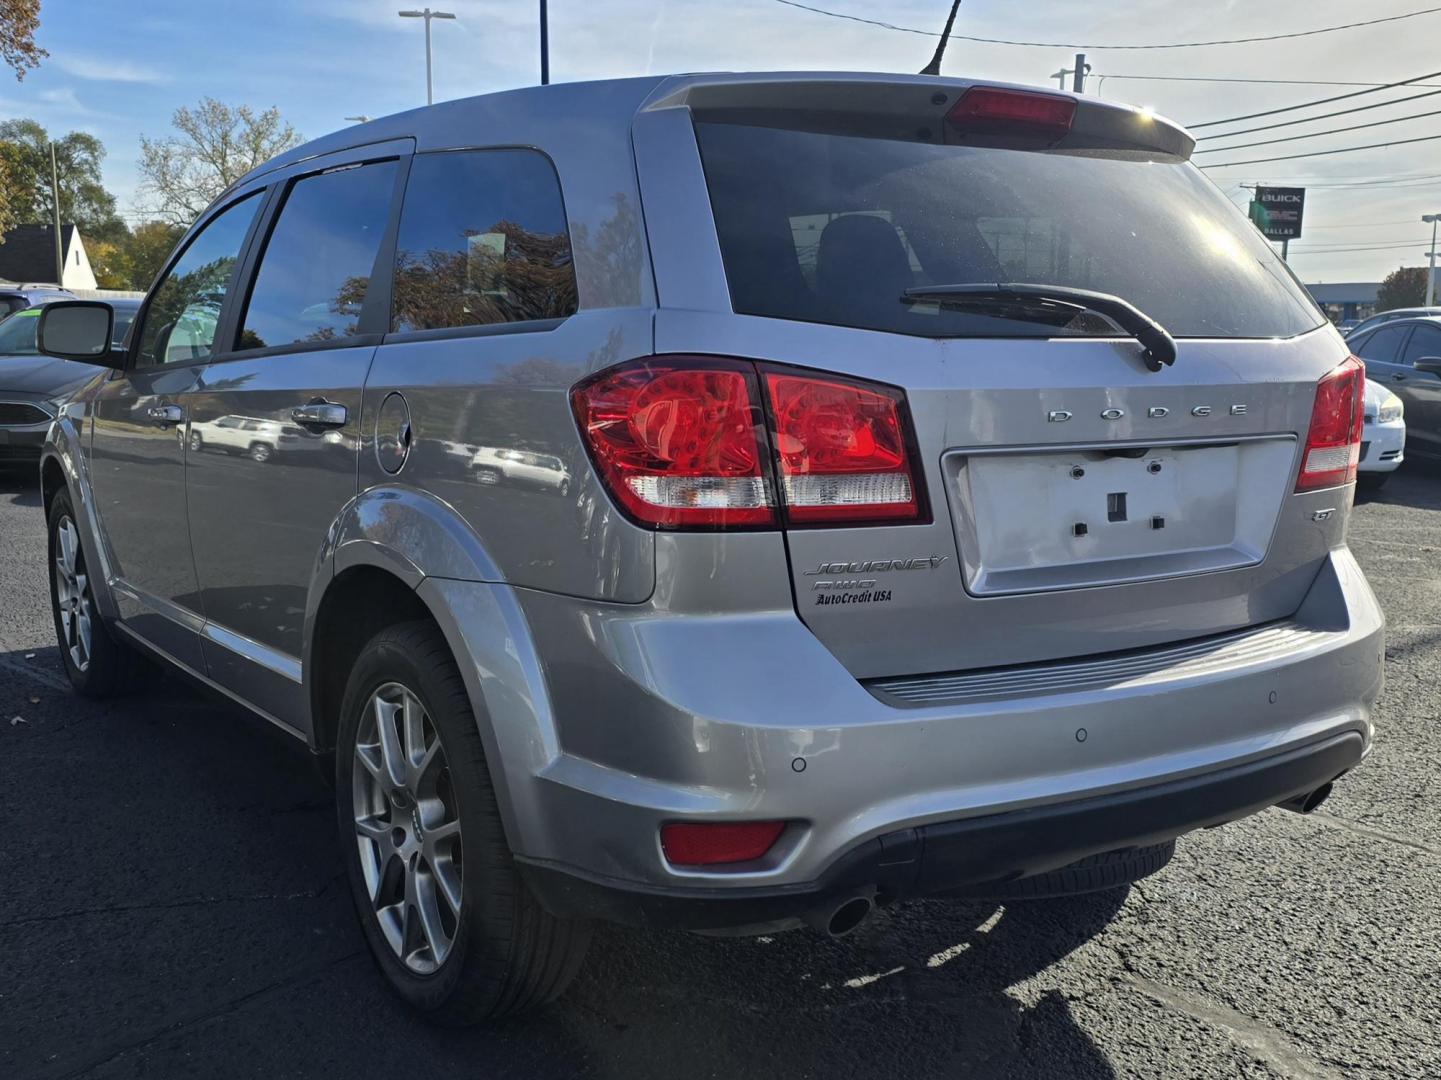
[0,223,98,290]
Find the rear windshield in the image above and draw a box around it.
[694,121,1322,340]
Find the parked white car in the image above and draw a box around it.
[1359,379,1405,490]
[189,414,301,463]
[471,445,571,494]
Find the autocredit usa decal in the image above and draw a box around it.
[803,555,950,606]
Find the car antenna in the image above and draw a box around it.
[919,0,963,76]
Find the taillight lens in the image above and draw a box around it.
[766,371,922,524]
[661,821,786,867]
[1296,356,1366,492]
[946,86,1077,139]
[573,357,926,530]
[570,359,774,528]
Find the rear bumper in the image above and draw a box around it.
[430,546,1383,925]
[521,730,1363,929]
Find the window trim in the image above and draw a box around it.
[384,145,578,341]
[124,187,271,374]
[216,153,408,365]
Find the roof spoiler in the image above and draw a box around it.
[642,72,1194,160]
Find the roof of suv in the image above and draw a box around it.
[225,72,1193,196]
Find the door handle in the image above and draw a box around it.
[147,404,184,424]
[1391,372,1408,381]
[291,401,348,427]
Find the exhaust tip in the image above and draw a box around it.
[826,896,874,938]
[1278,781,1334,815]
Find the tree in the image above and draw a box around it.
[139,98,301,226]
[0,119,124,238]
[1376,266,1429,312]
[118,221,184,290]
[0,0,45,80]
[0,154,15,246]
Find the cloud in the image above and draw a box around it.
[53,55,167,84]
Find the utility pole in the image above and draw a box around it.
[49,141,63,287]
[540,0,550,84]
[1051,54,1091,92]
[1425,213,1440,307]
[398,8,456,105]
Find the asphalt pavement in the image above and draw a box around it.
[1,463,1438,1079]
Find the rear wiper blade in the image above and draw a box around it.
[900,283,1178,372]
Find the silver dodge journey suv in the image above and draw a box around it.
[35,73,1383,1022]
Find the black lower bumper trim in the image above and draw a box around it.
[519,732,1364,931]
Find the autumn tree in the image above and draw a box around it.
[0,119,124,240]
[139,98,301,226]
[1376,266,1430,312]
[0,0,45,80]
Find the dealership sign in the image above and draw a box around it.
[1248,187,1305,241]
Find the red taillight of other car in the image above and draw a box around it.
[572,357,925,529]
[1296,356,1366,492]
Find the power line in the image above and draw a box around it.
[1190,68,1441,129]
[1196,88,1441,141]
[1305,220,1435,228]
[1099,74,1441,89]
[772,0,1441,49]
[1194,105,1441,154]
[1199,130,1441,168]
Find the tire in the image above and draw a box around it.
[954,841,1176,901]
[1358,472,1389,492]
[248,441,272,464]
[47,489,148,698]
[189,431,203,452]
[336,620,590,1023]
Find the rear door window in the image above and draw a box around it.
[390,149,577,333]
[1401,323,1441,365]
[237,160,397,351]
[1355,325,1411,363]
[695,121,1323,340]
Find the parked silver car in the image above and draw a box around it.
[35,74,1383,1023]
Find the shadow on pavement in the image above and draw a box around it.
[0,463,41,507]
[0,648,1128,1079]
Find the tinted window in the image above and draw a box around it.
[0,297,25,317]
[1355,325,1410,363]
[136,193,262,367]
[1401,324,1441,365]
[0,310,38,355]
[238,160,397,350]
[391,149,577,332]
[696,122,1323,340]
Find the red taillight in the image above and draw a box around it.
[660,821,786,867]
[946,86,1077,138]
[570,358,774,528]
[1296,356,1366,492]
[573,357,926,530]
[766,371,922,524]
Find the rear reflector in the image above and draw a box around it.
[766,372,922,524]
[946,86,1077,138]
[660,821,787,867]
[1296,356,1365,492]
[573,357,926,530]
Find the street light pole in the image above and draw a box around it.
[540,0,549,85]
[399,8,456,105]
[1425,213,1441,307]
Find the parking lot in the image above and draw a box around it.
[0,463,1438,1080]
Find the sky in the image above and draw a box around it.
[5,0,1441,283]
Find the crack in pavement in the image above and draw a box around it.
[42,950,367,1080]
[1125,975,1343,1080]
[0,652,72,693]
[1306,811,1441,858]
[2,876,342,929]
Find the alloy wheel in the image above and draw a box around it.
[53,516,92,673]
[352,681,463,975]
